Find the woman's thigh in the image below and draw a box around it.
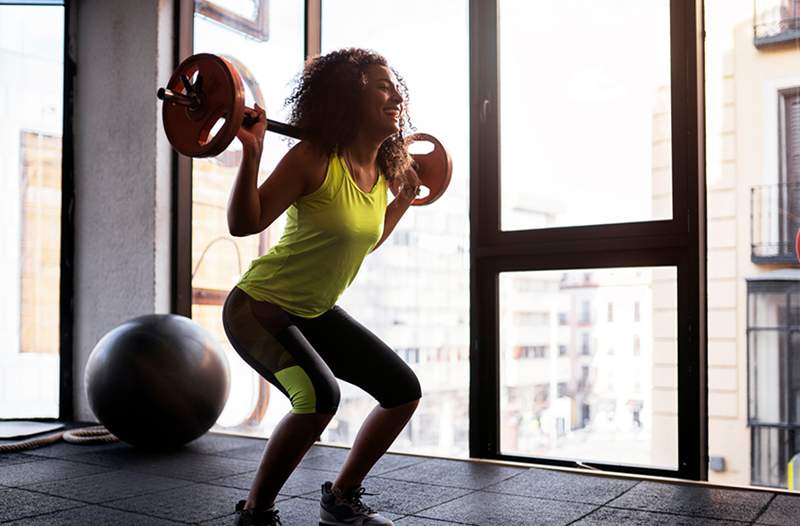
[222,287,340,415]
[291,305,422,408]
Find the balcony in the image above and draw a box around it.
[751,183,800,264]
[754,0,800,48]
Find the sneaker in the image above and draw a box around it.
[320,480,394,525]
[234,499,283,526]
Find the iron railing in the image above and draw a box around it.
[751,182,800,263]
[754,0,800,47]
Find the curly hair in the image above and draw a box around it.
[284,48,414,185]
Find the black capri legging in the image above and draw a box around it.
[222,286,422,415]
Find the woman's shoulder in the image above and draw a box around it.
[284,140,330,196]
[284,140,329,169]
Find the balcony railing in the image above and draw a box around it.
[754,0,800,47]
[751,183,800,264]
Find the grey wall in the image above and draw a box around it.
[72,0,174,421]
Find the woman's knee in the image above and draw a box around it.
[286,374,340,415]
[379,374,422,409]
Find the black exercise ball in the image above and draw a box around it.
[85,314,230,451]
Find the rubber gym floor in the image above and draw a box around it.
[1,425,798,525]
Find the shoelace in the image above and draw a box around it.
[238,507,282,526]
[261,509,282,525]
[342,486,377,515]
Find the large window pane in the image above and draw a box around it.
[749,329,785,424]
[0,5,63,417]
[499,0,672,231]
[190,1,305,435]
[499,267,678,469]
[322,1,470,456]
[707,0,800,489]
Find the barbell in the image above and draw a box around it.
[157,53,452,206]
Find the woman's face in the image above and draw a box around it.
[359,64,404,139]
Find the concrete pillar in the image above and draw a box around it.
[72,0,174,421]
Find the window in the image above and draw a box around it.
[634,301,641,322]
[1,4,64,418]
[581,332,591,355]
[580,301,591,324]
[754,0,800,46]
[558,312,568,325]
[190,0,306,431]
[196,0,270,41]
[392,230,417,247]
[513,311,549,327]
[707,0,800,489]
[513,345,547,359]
[323,0,469,458]
[398,347,420,364]
[779,90,800,258]
[752,89,800,262]
[607,302,614,322]
[534,384,549,404]
[633,335,641,356]
[747,278,800,488]
[499,0,672,232]
[485,0,698,479]
[500,267,678,469]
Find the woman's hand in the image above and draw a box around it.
[236,103,267,155]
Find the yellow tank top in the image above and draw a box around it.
[236,152,387,318]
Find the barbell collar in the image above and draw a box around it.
[157,88,200,110]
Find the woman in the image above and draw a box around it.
[223,48,423,526]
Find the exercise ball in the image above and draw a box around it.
[85,314,230,451]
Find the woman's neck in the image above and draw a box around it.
[343,131,383,169]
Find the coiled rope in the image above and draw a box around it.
[0,425,118,453]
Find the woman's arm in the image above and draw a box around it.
[227,106,325,237]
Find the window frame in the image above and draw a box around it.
[172,0,321,317]
[1,0,75,421]
[469,0,707,479]
[0,0,77,422]
[58,0,75,421]
[171,0,707,481]
[747,278,800,487]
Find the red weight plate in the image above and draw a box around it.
[162,53,245,158]
[407,133,453,206]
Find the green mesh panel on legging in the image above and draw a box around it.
[274,366,318,414]
[223,289,318,414]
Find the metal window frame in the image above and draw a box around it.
[469,0,707,479]
[172,0,707,481]
[753,0,800,47]
[746,279,800,428]
[750,424,800,487]
[61,0,74,421]
[2,0,74,422]
[195,0,270,42]
[172,0,320,317]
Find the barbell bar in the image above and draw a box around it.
[156,53,452,205]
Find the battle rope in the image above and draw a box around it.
[0,425,118,453]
